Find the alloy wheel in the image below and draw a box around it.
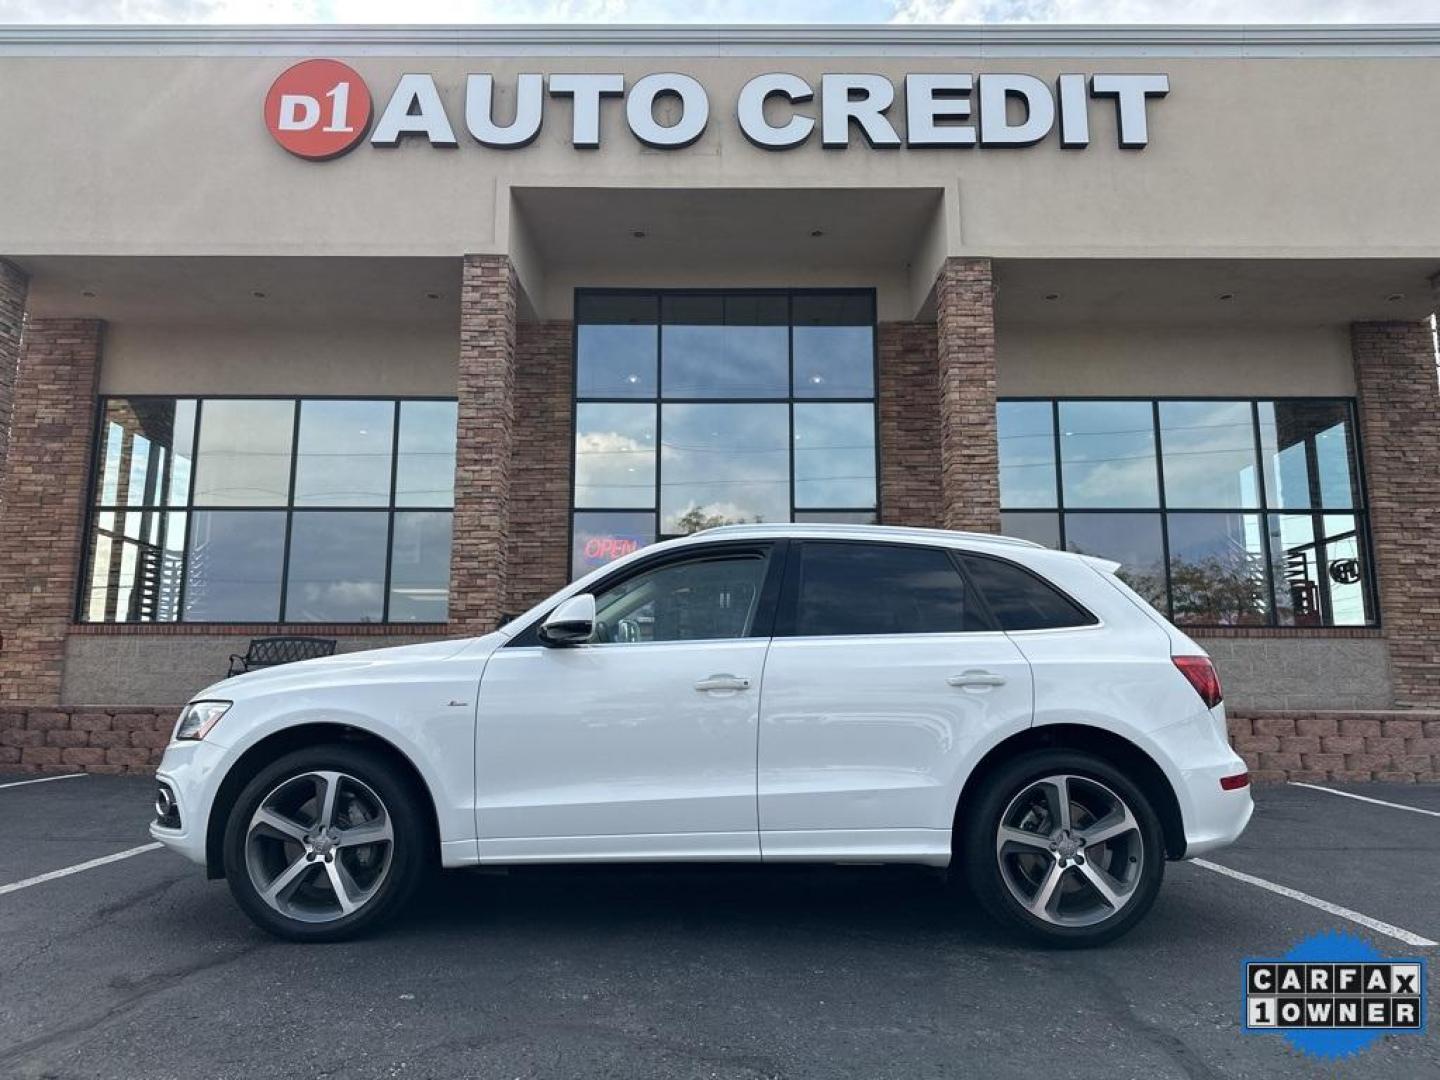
[993,773,1144,928]
[244,770,394,924]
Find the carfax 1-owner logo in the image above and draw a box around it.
[1243,931,1427,1060]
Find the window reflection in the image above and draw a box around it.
[294,400,394,507]
[390,512,452,622]
[793,294,875,398]
[1167,512,1269,626]
[998,401,1057,508]
[575,294,658,399]
[793,403,877,509]
[183,510,286,621]
[192,400,295,506]
[1159,401,1260,509]
[286,511,388,622]
[1000,511,1061,550]
[1258,401,1358,510]
[574,403,656,509]
[661,403,789,533]
[395,401,457,507]
[662,294,789,398]
[1059,401,1159,508]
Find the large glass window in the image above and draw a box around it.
[572,290,878,577]
[83,397,457,624]
[998,398,1374,628]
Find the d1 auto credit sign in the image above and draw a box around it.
[264,58,1170,160]
[265,59,372,160]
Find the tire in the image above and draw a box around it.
[222,743,430,942]
[960,749,1165,948]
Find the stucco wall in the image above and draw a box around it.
[1200,637,1393,711]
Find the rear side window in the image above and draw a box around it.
[961,555,1096,631]
[792,542,990,636]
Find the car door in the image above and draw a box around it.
[757,540,1033,863]
[474,541,783,861]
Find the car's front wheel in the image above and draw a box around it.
[221,744,429,942]
[961,749,1165,948]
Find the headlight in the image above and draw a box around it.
[174,700,231,741]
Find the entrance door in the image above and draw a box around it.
[474,542,782,861]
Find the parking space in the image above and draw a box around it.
[1,775,1436,1079]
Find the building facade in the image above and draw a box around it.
[1,24,1439,779]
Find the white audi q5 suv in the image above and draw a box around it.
[151,524,1252,946]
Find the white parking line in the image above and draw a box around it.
[0,843,163,898]
[1190,858,1438,949]
[1288,781,1440,819]
[0,773,87,791]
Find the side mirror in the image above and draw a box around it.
[539,593,596,647]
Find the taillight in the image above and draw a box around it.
[1173,655,1223,709]
[1220,772,1250,791]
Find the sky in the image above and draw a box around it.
[2,0,1439,25]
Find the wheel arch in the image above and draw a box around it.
[204,722,442,879]
[953,724,1187,860]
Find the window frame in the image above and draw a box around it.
[997,395,1378,630]
[569,287,882,579]
[78,393,458,626]
[506,539,786,648]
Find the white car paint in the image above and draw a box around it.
[151,523,1253,875]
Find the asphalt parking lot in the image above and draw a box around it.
[0,775,1436,1080]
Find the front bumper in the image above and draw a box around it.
[148,737,233,868]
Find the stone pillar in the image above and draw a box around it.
[0,259,27,508]
[507,320,573,614]
[1352,320,1440,707]
[877,321,942,528]
[0,319,103,705]
[449,255,518,634]
[935,257,1001,533]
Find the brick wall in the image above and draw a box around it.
[0,706,176,774]
[449,255,517,635]
[877,321,942,528]
[0,319,103,705]
[1352,321,1440,708]
[935,258,1001,534]
[1228,711,1440,783]
[507,320,573,615]
[0,259,26,503]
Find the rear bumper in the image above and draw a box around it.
[1175,757,1255,858]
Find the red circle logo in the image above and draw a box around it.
[265,59,371,160]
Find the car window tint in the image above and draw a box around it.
[592,553,769,643]
[793,542,987,636]
[961,555,1095,631]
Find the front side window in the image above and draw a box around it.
[83,396,457,624]
[591,551,771,644]
[571,290,878,578]
[998,398,1374,627]
[790,542,987,637]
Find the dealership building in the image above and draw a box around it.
[1,22,1439,779]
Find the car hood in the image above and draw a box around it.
[189,634,502,703]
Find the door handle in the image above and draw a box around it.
[694,674,751,693]
[948,670,1007,689]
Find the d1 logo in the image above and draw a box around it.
[265,59,372,160]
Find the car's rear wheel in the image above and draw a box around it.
[961,749,1165,948]
[222,744,428,942]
